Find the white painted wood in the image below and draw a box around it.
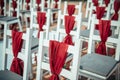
[2,27,32,80]
[36,31,82,80]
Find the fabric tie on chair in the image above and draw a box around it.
[54,0,59,8]
[62,16,75,45]
[111,0,120,20]
[44,0,48,7]
[37,12,46,38]
[0,1,4,15]
[49,40,68,80]
[96,20,111,55]
[12,0,17,17]
[26,0,30,10]
[36,0,41,11]
[67,5,75,16]
[10,30,23,76]
[92,0,99,7]
[95,6,105,30]
[53,0,59,20]
[104,0,110,6]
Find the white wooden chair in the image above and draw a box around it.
[36,31,82,80]
[51,10,82,42]
[33,0,50,12]
[30,8,51,64]
[79,15,120,80]
[19,0,32,27]
[0,0,22,32]
[63,1,82,16]
[0,28,32,80]
[49,0,61,24]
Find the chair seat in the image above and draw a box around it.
[80,53,118,77]
[80,30,99,39]
[0,17,18,22]
[0,70,22,80]
[44,8,60,12]
[0,16,6,18]
[20,10,30,13]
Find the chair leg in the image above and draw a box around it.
[115,64,120,80]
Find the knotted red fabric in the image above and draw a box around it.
[37,12,46,38]
[62,16,75,45]
[104,0,110,6]
[10,30,23,76]
[96,20,111,55]
[67,5,75,16]
[111,0,120,20]
[36,0,41,11]
[95,6,105,30]
[54,0,58,8]
[92,0,99,6]
[49,40,68,80]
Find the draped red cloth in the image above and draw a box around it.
[92,0,98,6]
[10,30,23,76]
[96,20,111,55]
[49,40,68,80]
[36,0,41,4]
[95,6,105,30]
[104,0,110,6]
[67,5,75,16]
[111,0,120,20]
[62,16,75,45]
[37,12,46,38]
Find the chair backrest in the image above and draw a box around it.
[85,0,103,18]
[55,10,82,42]
[36,31,82,80]
[51,0,61,9]
[88,14,120,61]
[22,0,32,11]
[8,0,20,17]
[32,0,50,11]
[63,1,82,16]
[30,8,51,40]
[0,0,6,16]
[2,28,32,80]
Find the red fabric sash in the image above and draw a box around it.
[0,0,4,8]
[96,20,111,55]
[44,0,48,7]
[104,0,110,6]
[111,0,120,20]
[10,30,23,76]
[63,16,75,45]
[36,0,41,11]
[49,40,68,80]
[0,0,4,15]
[26,0,30,10]
[37,12,46,38]
[54,0,59,8]
[67,5,75,16]
[95,6,105,30]
[92,0,99,6]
